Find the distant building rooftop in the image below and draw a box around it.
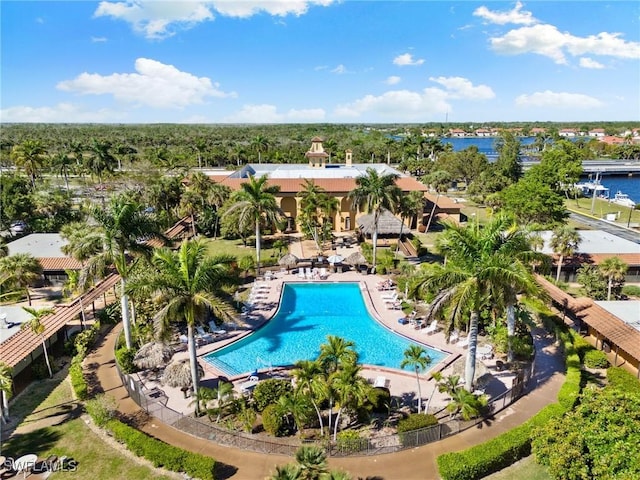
[7,233,69,258]
[595,301,640,332]
[225,163,404,180]
[540,230,640,255]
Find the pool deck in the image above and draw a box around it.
[142,268,515,416]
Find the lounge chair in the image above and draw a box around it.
[381,290,398,300]
[383,294,399,305]
[448,331,460,344]
[457,335,470,349]
[305,267,313,279]
[319,267,328,279]
[297,268,305,279]
[422,320,438,335]
[374,376,389,388]
[386,301,402,310]
[208,321,227,336]
[196,326,214,344]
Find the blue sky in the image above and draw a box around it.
[1,1,639,124]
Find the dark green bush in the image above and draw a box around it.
[397,413,438,433]
[70,359,88,400]
[607,367,640,396]
[85,394,117,427]
[368,387,391,414]
[252,379,292,412]
[583,349,610,369]
[261,403,288,437]
[621,284,640,298]
[98,302,121,325]
[115,347,137,374]
[105,419,215,479]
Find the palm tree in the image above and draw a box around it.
[298,180,338,253]
[413,220,535,391]
[11,139,47,189]
[318,335,357,374]
[224,175,282,274]
[0,362,13,424]
[395,190,424,252]
[550,226,581,282]
[82,194,164,349]
[211,381,235,423]
[400,345,432,413]
[126,239,235,409]
[60,222,103,265]
[270,463,301,480]
[207,182,232,239]
[21,307,55,378]
[348,168,401,267]
[295,445,329,480]
[330,361,369,440]
[51,151,74,191]
[179,190,200,237]
[276,393,312,434]
[599,256,628,301]
[87,139,116,184]
[0,253,43,305]
[252,135,270,163]
[293,360,328,436]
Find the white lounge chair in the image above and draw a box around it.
[297,268,305,279]
[196,326,214,344]
[208,321,227,336]
[319,268,327,279]
[423,320,438,335]
[457,335,470,348]
[448,331,460,344]
[374,376,389,388]
[381,290,398,300]
[305,267,313,279]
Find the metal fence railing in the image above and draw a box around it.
[115,359,530,457]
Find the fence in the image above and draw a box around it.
[115,358,532,457]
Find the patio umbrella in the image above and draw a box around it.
[344,251,367,266]
[278,253,299,268]
[327,254,344,264]
[133,342,174,370]
[161,358,204,389]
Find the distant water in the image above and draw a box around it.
[590,176,640,205]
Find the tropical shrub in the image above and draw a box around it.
[85,394,117,427]
[115,347,137,374]
[261,403,289,437]
[336,430,366,453]
[252,379,292,412]
[397,413,438,433]
[583,349,609,369]
[606,367,640,395]
[368,387,391,414]
[98,302,121,325]
[69,358,88,400]
[621,284,640,298]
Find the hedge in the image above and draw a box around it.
[606,367,640,396]
[69,321,102,400]
[436,322,584,480]
[105,419,216,479]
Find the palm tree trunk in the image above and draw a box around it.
[187,323,200,413]
[425,383,438,414]
[41,337,53,378]
[311,400,324,436]
[191,213,197,238]
[26,287,32,306]
[465,310,479,391]
[415,368,423,413]
[372,210,380,267]
[1,391,9,422]
[328,397,333,436]
[396,217,405,254]
[506,303,516,363]
[424,194,440,234]
[120,279,133,349]
[255,220,261,274]
[555,254,564,282]
[333,407,343,441]
[607,277,613,301]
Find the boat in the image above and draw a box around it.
[574,181,610,199]
[610,191,636,208]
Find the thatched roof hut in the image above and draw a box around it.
[133,342,174,370]
[357,209,405,236]
[278,253,299,268]
[344,251,367,266]
[161,359,204,388]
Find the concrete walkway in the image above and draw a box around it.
[85,320,565,480]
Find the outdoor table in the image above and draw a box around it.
[14,454,38,478]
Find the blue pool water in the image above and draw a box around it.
[203,282,446,376]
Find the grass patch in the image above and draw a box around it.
[203,236,281,262]
[566,196,640,225]
[484,456,551,480]
[4,375,174,480]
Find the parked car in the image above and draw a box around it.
[9,220,27,235]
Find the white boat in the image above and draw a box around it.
[575,181,610,199]
[610,191,636,208]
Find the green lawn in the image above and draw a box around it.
[567,196,640,226]
[485,456,551,480]
[203,236,284,265]
[4,375,173,479]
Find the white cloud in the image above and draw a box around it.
[473,1,537,25]
[211,0,336,18]
[91,36,108,43]
[385,76,401,85]
[515,90,604,109]
[224,104,325,123]
[56,58,235,109]
[94,1,336,39]
[490,24,640,64]
[579,57,605,69]
[331,64,348,74]
[334,89,450,120]
[0,103,125,123]
[393,53,425,66]
[429,76,495,100]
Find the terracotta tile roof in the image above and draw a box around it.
[39,257,83,271]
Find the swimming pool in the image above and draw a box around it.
[203,282,446,376]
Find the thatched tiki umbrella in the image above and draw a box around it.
[357,209,405,237]
[278,253,299,271]
[344,251,367,266]
[133,342,174,370]
[162,359,204,397]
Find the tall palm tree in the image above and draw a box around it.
[87,139,116,184]
[252,135,270,164]
[179,190,200,237]
[0,362,13,424]
[395,190,424,252]
[295,445,329,480]
[400,345,432,413]
[21,307,55,378]
[11,139,47,189]
[126,239,235,408]
[318,335,357,374]
[82,194,164,349]
[60,222,103,265]
[599,256,628,301]
[413,220,535,391]
[51,151,74,191]
[0,253,43,305]
[293,360,328,436]
[224,175,282,274]
[298,180,338,253]
[276,393,312,434]
[550,226,581,282]
[207,182,232,239]
[422,170,452,234]
[348,168,401,267]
